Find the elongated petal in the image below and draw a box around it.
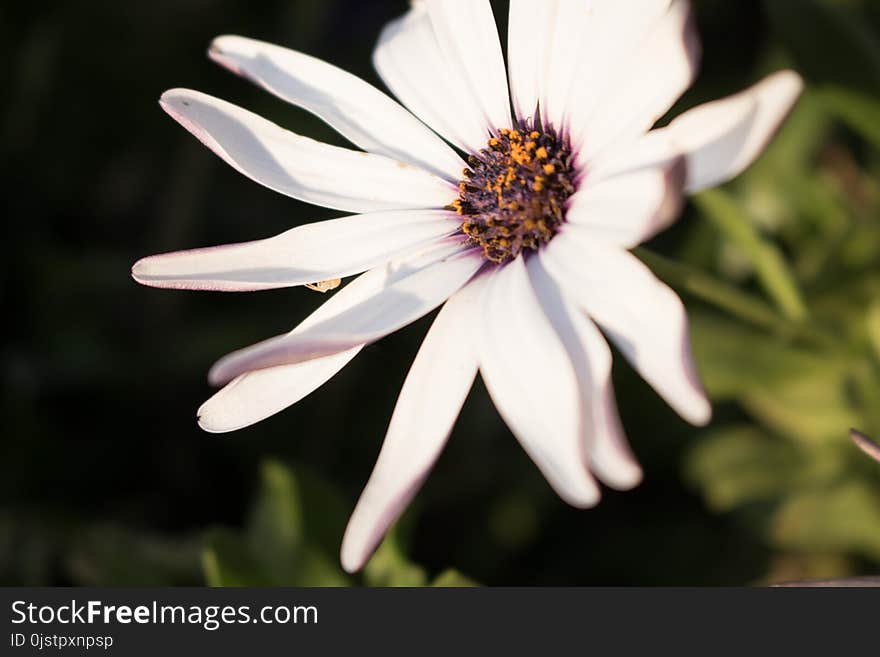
[199,353,359,433]
[340,276,485,573]
[373,4,492,154]
[588,129,679,181]
[479,257,599,507]
[508,0,596,128]
[566,156,685,248]
[160,89,456,213]
[541,233,711,426]
[663,70,804,192]
[527,257,642,490]
[131,210,456,291]
[208,35,465,182]
[198,267,398,432]
[549,2,594,130]
[569,0,700,162]
[563,0,672,131]
[208,244,485,385]
[423,0,511,133]
[507,0,554,123]
[198,248,458,433]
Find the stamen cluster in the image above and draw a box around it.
[452,123,576,264]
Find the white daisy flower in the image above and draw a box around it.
[132,0,802,573]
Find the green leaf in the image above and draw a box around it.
[868,301,880,362]
[690,313,861,443]
[288,467,349,556]
[685,426,802,512]
[694,189,808,321]
[289,547,350,587]
[772,481,880,560]
[431,569,480,587]
[362,527,428,587]
[247,461,352,585]
[246,459,304,579]
[202,528,267,587]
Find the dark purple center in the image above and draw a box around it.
[451,122,576,264]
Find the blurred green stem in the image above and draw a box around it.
[636,248,841,350]
[694,189,809,322]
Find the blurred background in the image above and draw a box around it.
[3,0,880,586]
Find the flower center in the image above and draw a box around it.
[451,123,575,264]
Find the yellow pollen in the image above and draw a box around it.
[514,146,532,165]
[454,124,575,264]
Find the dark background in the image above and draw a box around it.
[3,0,880,586]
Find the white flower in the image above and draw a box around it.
[132,0,802,572]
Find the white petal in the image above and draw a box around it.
[198,267,396,433]
[373,4,492,154]
[208,244,485,385]
[662,70,804,192]
[566,156,685,248]
[507,0,554,123]
[160,89,456,213]
[542,1,593,130]
[587,129,680,181]
[340,275,485,573]
[199,354,359,433]
[424,0,511,133]
[562,0,672,132]
[508,1,592,128]
[131,210,456,291]
[541,232,711,426]
[479,256,600,507]
[527,257,642,490]
[568,0,700,162]
[198,247,458,433]
[208,35,465,182]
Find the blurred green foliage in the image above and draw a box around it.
[673,0,880,584]
[2,0,880,586]
[202,460,476,587]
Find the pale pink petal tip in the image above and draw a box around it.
[206,35,244,73]
[131,256,168,289]
[851,429,880,464]
[196,400,226,435]
[611,461,645,492]
[340,538,368,574]
[688,397,713,427]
